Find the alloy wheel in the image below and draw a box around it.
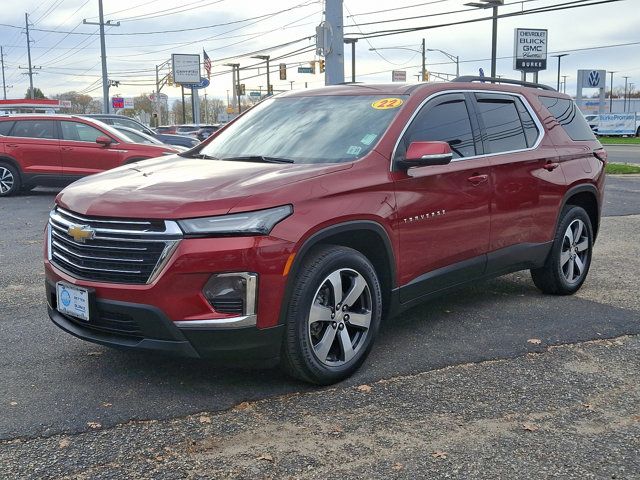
[307,268,372,366]
[0,167,14,194]
[560,218,589,284]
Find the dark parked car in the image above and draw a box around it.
[83,115,200,149]
[196,124,221,141]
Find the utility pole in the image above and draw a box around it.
[24,13,35,99]
[0,46,6,100]
[623,76,629,112]
[83,0,120,114]
[421,38,426,81]
[344,38,357,83]
[224,63,239,114]
[323,0,344,85]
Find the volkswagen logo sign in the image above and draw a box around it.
[588,70,601,88]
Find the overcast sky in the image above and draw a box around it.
[1,0,638,103]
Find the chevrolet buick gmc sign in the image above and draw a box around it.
[513,28,548,72]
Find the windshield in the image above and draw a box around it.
[199,95,406,163]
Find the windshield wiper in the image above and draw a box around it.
[180,152,218,159]
[221,155,294,164]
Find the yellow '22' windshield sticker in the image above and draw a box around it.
[371,98,404,110]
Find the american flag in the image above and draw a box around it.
[203,49,212,79]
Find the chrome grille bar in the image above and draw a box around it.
[48,207,183,285]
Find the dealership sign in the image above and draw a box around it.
[513,28,547,72]
[392,70,407,82]
[597,113,637,136]
[111,97,134,110]
[579,69,606,89]
[171,54,201,84]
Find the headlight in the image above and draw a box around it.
[178,205,292,236]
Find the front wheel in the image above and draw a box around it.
[531,206,593,295]
[0,162,21,197]
[281,245,382,385]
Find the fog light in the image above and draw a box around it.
[203,273,257,315]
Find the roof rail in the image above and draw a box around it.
[452,76,556,91]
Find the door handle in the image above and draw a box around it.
[543,161,560,171]
[6,144,19,148]
[467,174,488,186]
[61,146,73,151]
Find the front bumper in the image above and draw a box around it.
[46,281,284,364]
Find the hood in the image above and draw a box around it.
[56,156,351,219]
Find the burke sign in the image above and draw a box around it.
[513,28,548,72]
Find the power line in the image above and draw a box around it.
[348,0,625,39]
[346,0,453,18]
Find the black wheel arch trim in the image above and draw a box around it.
[278,220,397,326]
[557,183,600,241]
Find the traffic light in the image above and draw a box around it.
[422,70,430,82]
[279,63,287,81]
[310,61,316,74]
[237,84,246,96]
[319,59,325,73]
[167,74,173,86]
[268,84,273,95]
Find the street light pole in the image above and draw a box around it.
[608,71,617,113]
[344,38,358,83]
[552,54,568,91]
[252,55,271,96]
[562,75,568,94]
[623,76,629,112]
[465,0,503,79]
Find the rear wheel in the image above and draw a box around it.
[281,245,382,385]
[0,163,20,197]
[531,206,593,295]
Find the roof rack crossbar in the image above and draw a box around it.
[452,76,556,91]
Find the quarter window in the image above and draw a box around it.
[514,98,540,147]
[61,121,105,143]
[10,120,56,139]
[398,96,476,160]
[476,96,528,153]
[539,96,596,141]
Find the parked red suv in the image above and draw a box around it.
[44,78,606,384]
[0,114,178,195]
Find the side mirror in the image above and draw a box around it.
[397,141,453,170]
[96,136,113,147]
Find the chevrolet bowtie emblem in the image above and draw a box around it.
[67,224,95,243]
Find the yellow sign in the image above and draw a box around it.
[371,98,404,110]
[226,106,235,114]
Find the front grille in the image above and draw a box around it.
[63,309,143,339]
[48,207,182,285]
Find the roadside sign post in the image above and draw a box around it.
[392,70,406,82]
[513,28,548,83]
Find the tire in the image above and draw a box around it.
[0,162,21,197]
[531,206,593,295]
[280,245,382,385]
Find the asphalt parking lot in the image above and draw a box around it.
[1,174,639,478]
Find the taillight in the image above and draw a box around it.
[593,148,607,163]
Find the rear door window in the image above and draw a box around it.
[475,94,528,153]
[397,93,477,160]
[10,120,56,139]
[539,96,596,141]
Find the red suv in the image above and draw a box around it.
[0,114,178,195]
[43,78,606,384]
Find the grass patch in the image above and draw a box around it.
[599,136,640,145]
[606,163,640,174]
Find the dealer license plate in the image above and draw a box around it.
[56,282,90,321]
